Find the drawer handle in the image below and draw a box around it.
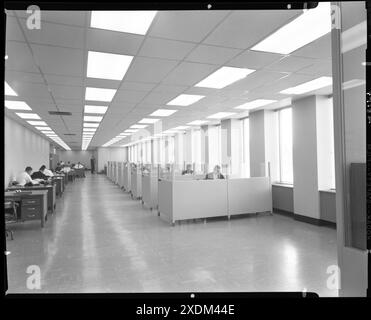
[27,207,36,210]
[27,214,36,218]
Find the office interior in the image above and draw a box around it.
[3,2,367,296]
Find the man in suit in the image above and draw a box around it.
[205,165,225,180]
[90,156,96,174]
[31,165,49,181]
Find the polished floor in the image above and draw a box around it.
[6,173,338,296]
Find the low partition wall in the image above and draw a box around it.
[142,173,158,210]
[158,177,272,225]
[123,163,131,192]
[131,170,142,199]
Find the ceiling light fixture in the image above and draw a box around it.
[90,11,157,35]
[207,112,236,119]
[280,76,332,94]
[195,66,255,89]
[149,109,178,117]
[5,100,32,110]
[166,94,205,106]
[87,51,134,80]
[85,87,117,102]
[234,99,277,110]
[251,2,331,54]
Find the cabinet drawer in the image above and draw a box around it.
[21,206,41,220]
[22,198,40,206]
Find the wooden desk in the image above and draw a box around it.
[5,190,48,228]
[52,176,64,197]
[74,168,85,178]
[6,184,56,213]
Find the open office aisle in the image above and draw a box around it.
[6,173,337,296]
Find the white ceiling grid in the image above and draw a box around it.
[5,8,332,149]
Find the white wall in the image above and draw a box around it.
[249,110,265,177]
[96,147,127,172]
[292,95,320,220]
[5,115,50,187]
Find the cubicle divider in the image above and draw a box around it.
[123,162,131,192]
[130,164,142,200]
[158,177,272,225]
[141,165,158,210]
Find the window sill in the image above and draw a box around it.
[272,182,293,188]
[319,189,336,194]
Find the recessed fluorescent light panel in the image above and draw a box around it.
[84,105,108,114]
[124,129,138,133]
[27,120,47,126]
[35,126,52,131]
[138,118,160,124]
[187,120,209,126]
[87,51,133,80]
[90,11,157,35]
[15,113,41,119]
[83,128,97,132]
[195,66,255,89]
[234,99,277,110]
[85,87,117,102]
[5,100,32,110]
[83,122,100,128]
[5,82,17,96]
[83,115,103,122]
[130,124,148,129]
[172,126,190,130]
[251,2,331,54]
[150,109,178,117]
[280,76,332,95]
[207,112,236,119]
[167,94,205,106]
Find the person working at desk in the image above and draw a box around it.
[205,165,225,180]
[15,167,41,186]
[31,165,49,181]
[74,162,86,177]
[61,164,71,173]
[43,166,54,177]
[74,162,84,169]
[182,164,194,175]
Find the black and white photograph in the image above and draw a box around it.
[2,0,369,302]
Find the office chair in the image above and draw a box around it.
[4,200,18,240]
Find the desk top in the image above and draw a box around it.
[5,190,48,197]
[7,185,54,191]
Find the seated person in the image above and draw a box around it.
[55,162,63,172]
[205,165,225,180]
[182,164,194,175]
[61,165,71,173]
[73,162,84,169]
[43,167,54,177]
[16,167,41,186]
[31,165,49,181]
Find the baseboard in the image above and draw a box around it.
[274,209,336,228]
[294,213,336,228]
[273,208,294,217]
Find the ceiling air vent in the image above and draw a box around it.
[48,111,72,116]
[64,133,76,136]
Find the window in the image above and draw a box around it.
[159,137,165,165]
[278,108,293,184]
[231,120,242,175]
[168,136,175,163]
[242,118,250,178]
[208,125,221,172]
[191,129,201,172]
[146,140,151,164]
